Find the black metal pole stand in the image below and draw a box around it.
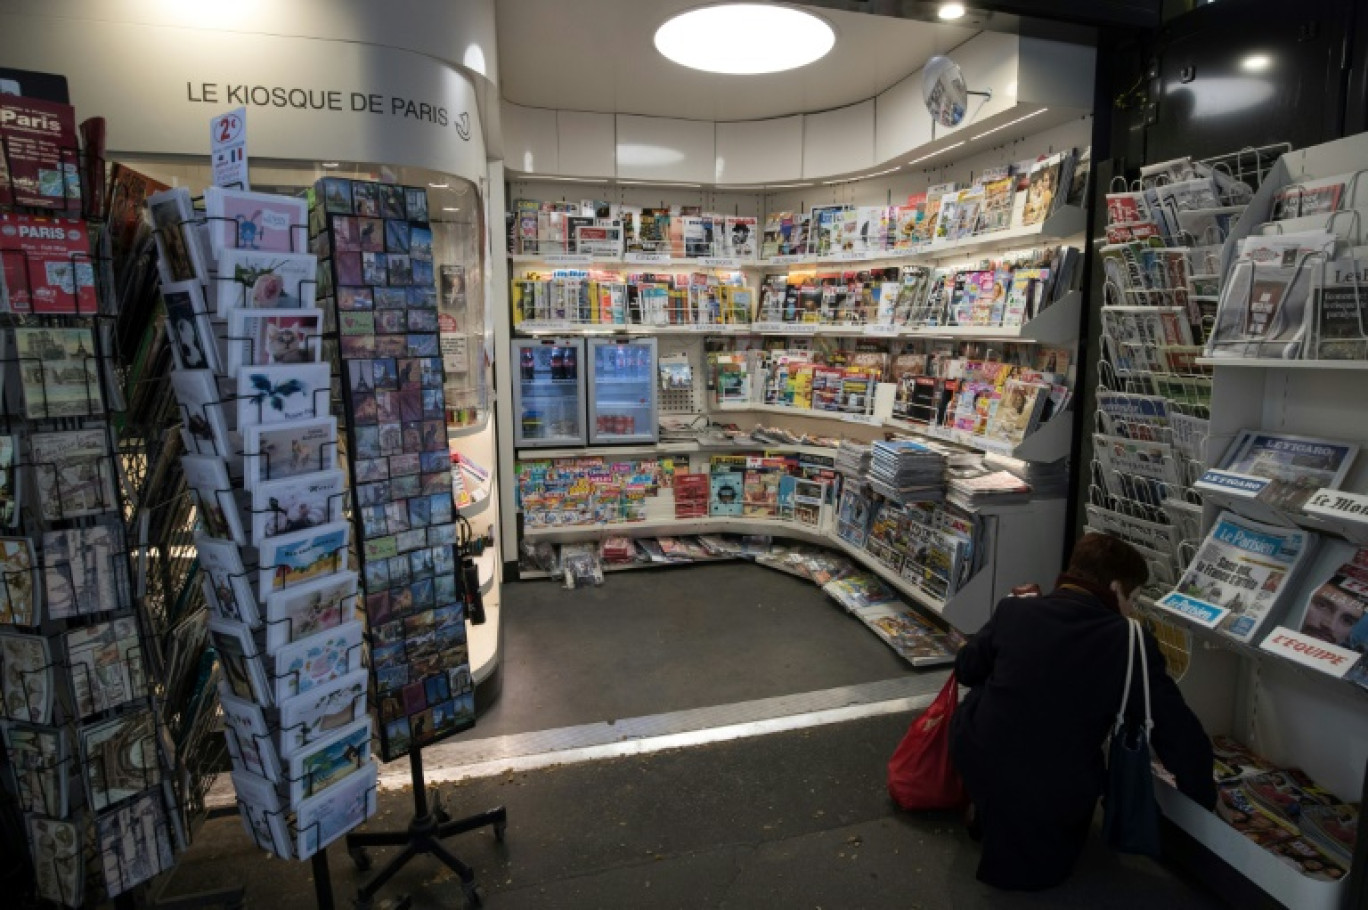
[312,851,336,910]
[345,746,507,910]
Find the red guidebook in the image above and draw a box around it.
[0,95,81,212]
[0,214,97,314]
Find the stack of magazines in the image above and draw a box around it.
[985,453,1069,499]
[868,440,946,503]
[948,470,1032,508]
[835,440,872,479]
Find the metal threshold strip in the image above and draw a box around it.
[203,672,946,809]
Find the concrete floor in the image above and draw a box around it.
[472,563,911,739]
[162,562,1228,908]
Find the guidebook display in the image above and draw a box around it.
[314,177,477,763]
[0,93,189,905]
[156,182,378,863]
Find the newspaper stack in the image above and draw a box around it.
[869,439,946,503]
[985,453,1069,499]
[948,470,1032,508]
[835,440,872,479]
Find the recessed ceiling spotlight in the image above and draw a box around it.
[1240,53,1272,72]
[938,3,967,20]
[654,4,836,75]
[320,162,340,169]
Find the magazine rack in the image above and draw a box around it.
[345,744,507,910]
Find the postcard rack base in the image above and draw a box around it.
[345,745,507,910]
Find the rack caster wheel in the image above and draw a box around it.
[349,847,372,871]
[462,882,484,909]
[493,822,507,843]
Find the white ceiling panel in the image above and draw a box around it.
[495,0,975,121]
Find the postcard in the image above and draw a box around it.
[43,524,125,620]
[171,370,233,459]
[263,570,359,654]
[243,415,337,491]
[214,248,318,317]
[226,307,323,377]
[288,716,371,805]
[208,617,272,706]
[0,538,37,626]
[195,534,260,627]
[181,454,247,546]
[29,815,82,906]
[295,759,376,860]
[405,188,429,222]
[29,428,117,522]
[250,468,345,545]
[162,279,220,373]
[237,362,331,430]
[80,708,160,812]
[271,619,364,704]
[257,520,349,596]
[0,436,16,528]
[338,286,373,311]
[2,721,67,815]
[96,787,175,896]
[277,668,367,757]
[320,178,352,215]
[65,617,145,719]
[218,687,281,782]
[204,187,308,257]
[146,187,212,287]
[15,327,103,419]
[0,631,52,723]
[231,768,292,858]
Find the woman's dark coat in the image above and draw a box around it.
[950,587,1218,890]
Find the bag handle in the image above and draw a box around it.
[1115,619,1154,733]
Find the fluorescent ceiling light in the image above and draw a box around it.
[442,207,461,212]
[764,183,812,189]
[654,4,835,75]
[972,107,1048,141]
[617,180,702,188]
[1240,53,1272,72]
[526,176,610,184]
[822,165,901,185]
[320,162,340,169]
[938,3,966,20]
[428,181,450,189]
[907,141,965,166]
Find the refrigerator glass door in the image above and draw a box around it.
[514,339,585,446]
[589,338,658,444]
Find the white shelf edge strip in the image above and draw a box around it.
[376,673,947,788]
[202,674,944,808]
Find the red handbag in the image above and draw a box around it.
[887,673,967,810]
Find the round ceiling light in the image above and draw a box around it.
[654,4,836,75]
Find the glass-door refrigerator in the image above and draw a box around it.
[513,338,587,447]
[587,337,659,445]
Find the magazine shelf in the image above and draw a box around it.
[1157,784,1347,910]
[513,439,839,461]
[1197,358,1368,371]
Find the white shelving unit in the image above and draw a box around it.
[498,127,1089,648]
[1149,135,1368,909]
[519,496,1067,634]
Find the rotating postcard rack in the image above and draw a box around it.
[153,182,384,909]
[0,132,191,906]
[311,177,505,910]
